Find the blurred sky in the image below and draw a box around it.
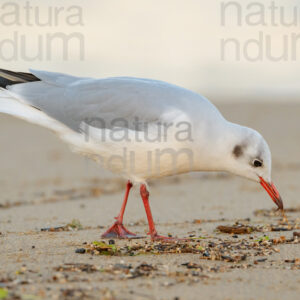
[1,0,300,101]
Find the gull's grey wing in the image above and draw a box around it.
[6,69,222,132]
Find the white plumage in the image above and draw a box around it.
[0,69,243,183]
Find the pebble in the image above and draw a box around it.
[254,258,267,264]
[203,251,210,257]
[75,248,86,254]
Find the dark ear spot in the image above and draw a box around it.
[233,145,243,158]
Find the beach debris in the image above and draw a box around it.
[217,224,254,234]
[53,262,157,281]
[65,219,83,230]
[60,288,95,299]
[284,258,300,270]
[75,248,86,254]
[55,263,98,273]
[129,263,157,278]
[85,241,118,256]
[293,232,300,238]
[255,235,270,242]
[254,258,267,264]
[0,288,8,300]
[77,231,300,265]
[271,227,289,231]
[0,277,13,288]
[217,220,299,235]
[181,262,203,270]
[193,219,202,224]
[113,263,132,271]
[41,219,83,232]
[254,207,300,217]
[285,258,300,265]
[41,226,65,232]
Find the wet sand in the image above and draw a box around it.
[0,102,299,300]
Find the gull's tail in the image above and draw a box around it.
[0,68,64,130]
[0,69,86,151]
[0,68,40,88]
[0,88,63,131]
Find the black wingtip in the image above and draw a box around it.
[0,68,40,89]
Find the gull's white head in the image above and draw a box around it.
[225,125,283,210]
[228,127,271,182]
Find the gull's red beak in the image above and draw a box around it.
[259,177,283,210]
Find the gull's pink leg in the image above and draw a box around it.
[102,181,137,239]
[140,184,175,241]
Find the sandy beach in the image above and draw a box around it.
[0,102,299,300]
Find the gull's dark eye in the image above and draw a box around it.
[253,159,263,167]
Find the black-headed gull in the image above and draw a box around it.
[0,69,283,240]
